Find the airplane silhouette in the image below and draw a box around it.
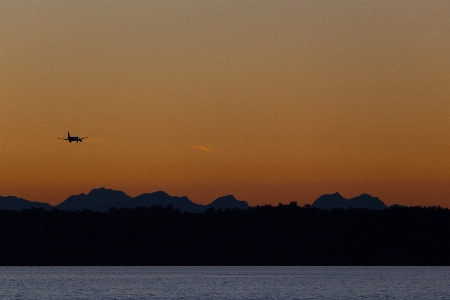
[58,132,88,143]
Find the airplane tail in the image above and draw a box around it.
[68,132,70,138]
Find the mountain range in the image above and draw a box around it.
[311,192,388,210]
[0,188,390,212]
[0,188,249,213]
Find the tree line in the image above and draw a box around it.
[0,203,449,265]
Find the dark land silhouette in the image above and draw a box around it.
[0,202,449,266]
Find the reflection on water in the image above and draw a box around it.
[0,266,449,299]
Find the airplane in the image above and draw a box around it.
[58,132,88,143]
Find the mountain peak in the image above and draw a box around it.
[87,187,127,198]
[318,192,345,199]
[312,193,387,210]
[215,195,237,201]
[206,195,248,210]
[149,191,170,197]
[57,188,131,212]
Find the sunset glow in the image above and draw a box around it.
[1,1,449,207]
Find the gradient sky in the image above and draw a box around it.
[1,1,449,207]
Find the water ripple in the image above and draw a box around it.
[0,266,449,299]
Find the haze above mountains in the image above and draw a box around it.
[0,188,393,212]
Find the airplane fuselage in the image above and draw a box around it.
[59,132,87,143]
[68,136,83,143]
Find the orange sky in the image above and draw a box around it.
[1,1,449,207]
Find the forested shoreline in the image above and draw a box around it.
[1,204,449,266]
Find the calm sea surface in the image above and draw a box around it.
[0,266,449,299]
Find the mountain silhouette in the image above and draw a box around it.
[52,188,248,212]
[311,192,388,210]
[205,195,248,211]
[56,188,132,212]
[1,189,387,212]
[0,196,53,211]
[132,191,205,213]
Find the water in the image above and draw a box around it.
[0,266,449,299]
